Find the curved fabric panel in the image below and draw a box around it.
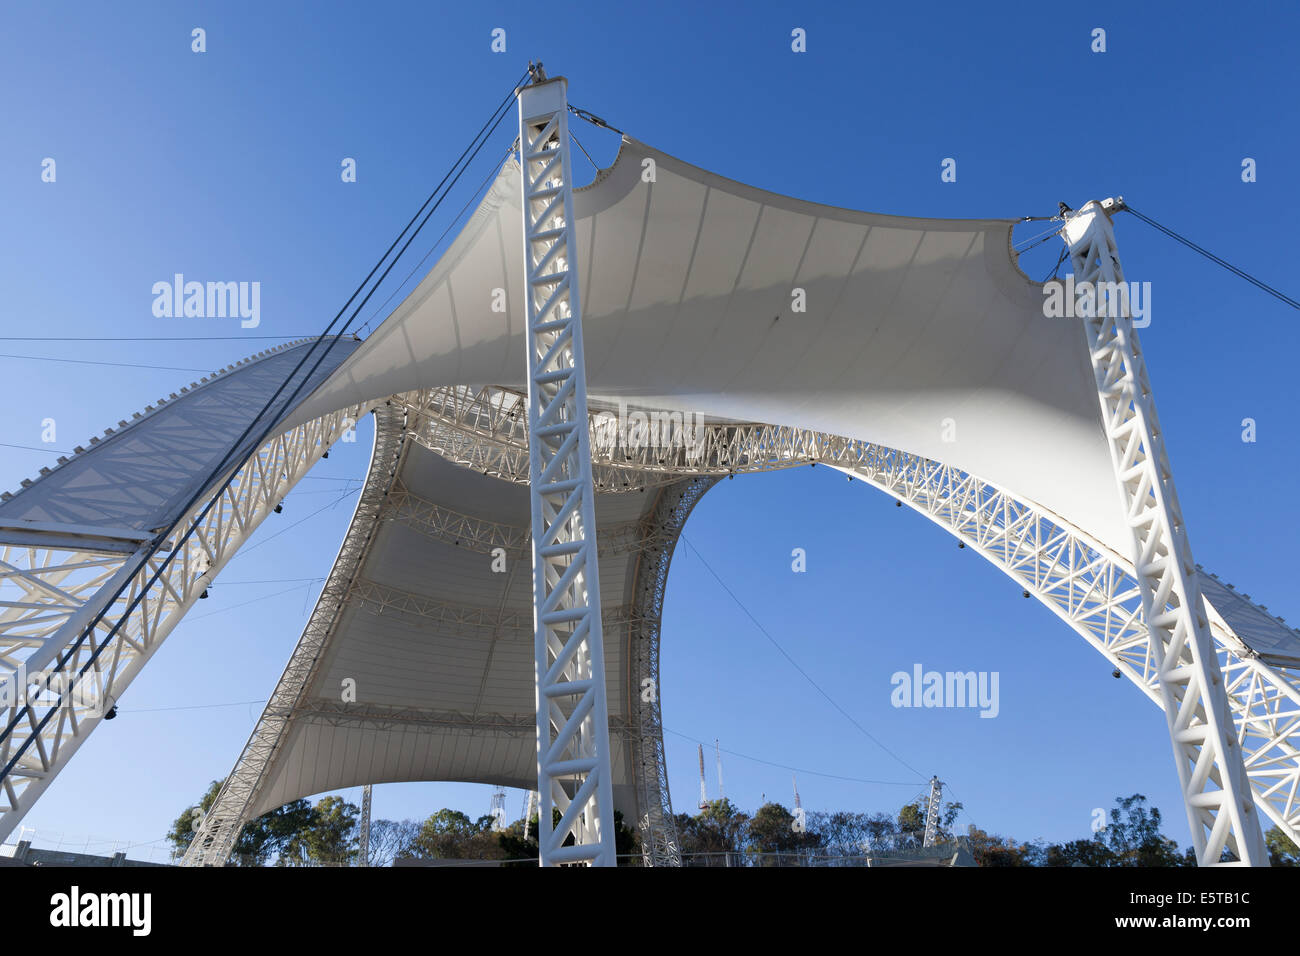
[0,338,359,545]
[245,440,674,820]
[286,137,1123,551]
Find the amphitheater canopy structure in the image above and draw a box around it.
[2,72,1298,867]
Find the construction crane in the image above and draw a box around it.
[358,784,372,867]
[697,745,708,809]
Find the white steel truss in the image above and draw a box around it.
[626,476,717,866]
[11,376,1294,862]
[0,402,365,842]
[1062,200,1268,866]
[923,777,943,847]
[518,73,617,867]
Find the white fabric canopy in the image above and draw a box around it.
[289,137,1123,552]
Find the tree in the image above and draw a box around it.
[363,819,420,867]
[495,808,639,864]
[806,810,886,857]
[405,808,505,861]
[167,779,315,866]
[966,826,1038,866]
[1266,826,1299,867]
[676,798,750,865]
[496,816,540,865]
[897,800,925,846]
[278,795,359,866]
[896,798,962,847]
[1096,794,1188,867]
[1040,838,1115,868]
[747,802,821,862]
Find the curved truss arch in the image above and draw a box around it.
[6,380,1297,857]
[397,384,1300,848]
[0,400,368,842]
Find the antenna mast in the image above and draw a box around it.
[358,784,372,867]
[697,745,708,809]
[715,739,725,802]
[922,776,943,847]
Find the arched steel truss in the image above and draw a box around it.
[395,383,1300,851]
[6,380,1298,859]
[0,402,364,843]
[625,475,717,866]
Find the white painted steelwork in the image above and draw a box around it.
[517,74,616,867]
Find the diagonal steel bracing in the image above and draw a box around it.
[0,403,366,842]
[1062,199,1268,866]
[518,73,617,867]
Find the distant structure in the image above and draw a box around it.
[697,746,708,810]
[0,842,166,868]
[358,784,372,866]
[489,786,507,831]
[922,777,943,848]
[715,740,725,802]
[522,790,537,841]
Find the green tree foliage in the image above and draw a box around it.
[675,798,750,865]
[496,815,541,865]
[363,819,420,867]
[168,783,1217,868]
[1028,794,1193,867]
[166,779,316,866]
[896,798,963,847]
[277,795,360,866]
[1096,794,1187,866]
[406,807,639,864]
[805,810,886,857]
[966,827,1037,867]
[1266,826,1299,867]
[405,809,505,861]
[747,802,821,860]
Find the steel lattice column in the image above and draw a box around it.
[1063,200,1268,866]
[518,73,617,867]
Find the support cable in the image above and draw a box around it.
[1123,204,1300,311]
[358,142,518,337]
[663,727,919,788]
[679,533,927,783]
[568,104,624,136]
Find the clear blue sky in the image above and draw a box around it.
[2,1,1297,858]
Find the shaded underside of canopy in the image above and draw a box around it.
[246,437,680,820]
